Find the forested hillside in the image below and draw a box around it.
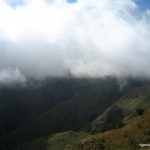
[0,77,149,150]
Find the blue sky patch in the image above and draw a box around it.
[5,0,25,7]
[134,0,150,11]
[4,0,150,11]
[67,0,77,4]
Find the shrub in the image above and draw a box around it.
[143,136,150,143]
[144,128,150,136]
[122,131,128,137]
[115,122,124,129]
[138,124,141,129]
[136,108,144,116]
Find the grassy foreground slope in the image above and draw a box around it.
[12,131,89,150]
[69,109,150,150]
[12,109,150,150]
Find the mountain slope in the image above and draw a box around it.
[0,78,91,136]
[0,77,122,146]
[11,109,150,150]
[68,109,150,150]
[89,84,150,133]
[0,77,149,149]
[12,131,89,150]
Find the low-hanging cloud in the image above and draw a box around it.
[0,67,26,85]
[0,0,150,83]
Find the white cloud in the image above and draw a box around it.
[0,0,150,81]
[0,68,26,85]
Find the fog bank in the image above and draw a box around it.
[0,0,150,83]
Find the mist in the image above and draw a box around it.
[0,0,150,83]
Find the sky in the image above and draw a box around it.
[134,0,150,11]
[0,0,150,84]
[67,0,77,4]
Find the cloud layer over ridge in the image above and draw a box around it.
[0,0,150,83]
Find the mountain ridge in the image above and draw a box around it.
[0,77,149,149]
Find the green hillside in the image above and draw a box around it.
[12,109,150,150]
[0,78,92,136]
[12,131,89,150]
[89,84,150,133]
[0,77,149,150]
[68,109,150,150]
[0,77,122,146]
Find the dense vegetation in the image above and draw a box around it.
[0,77,149,150]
